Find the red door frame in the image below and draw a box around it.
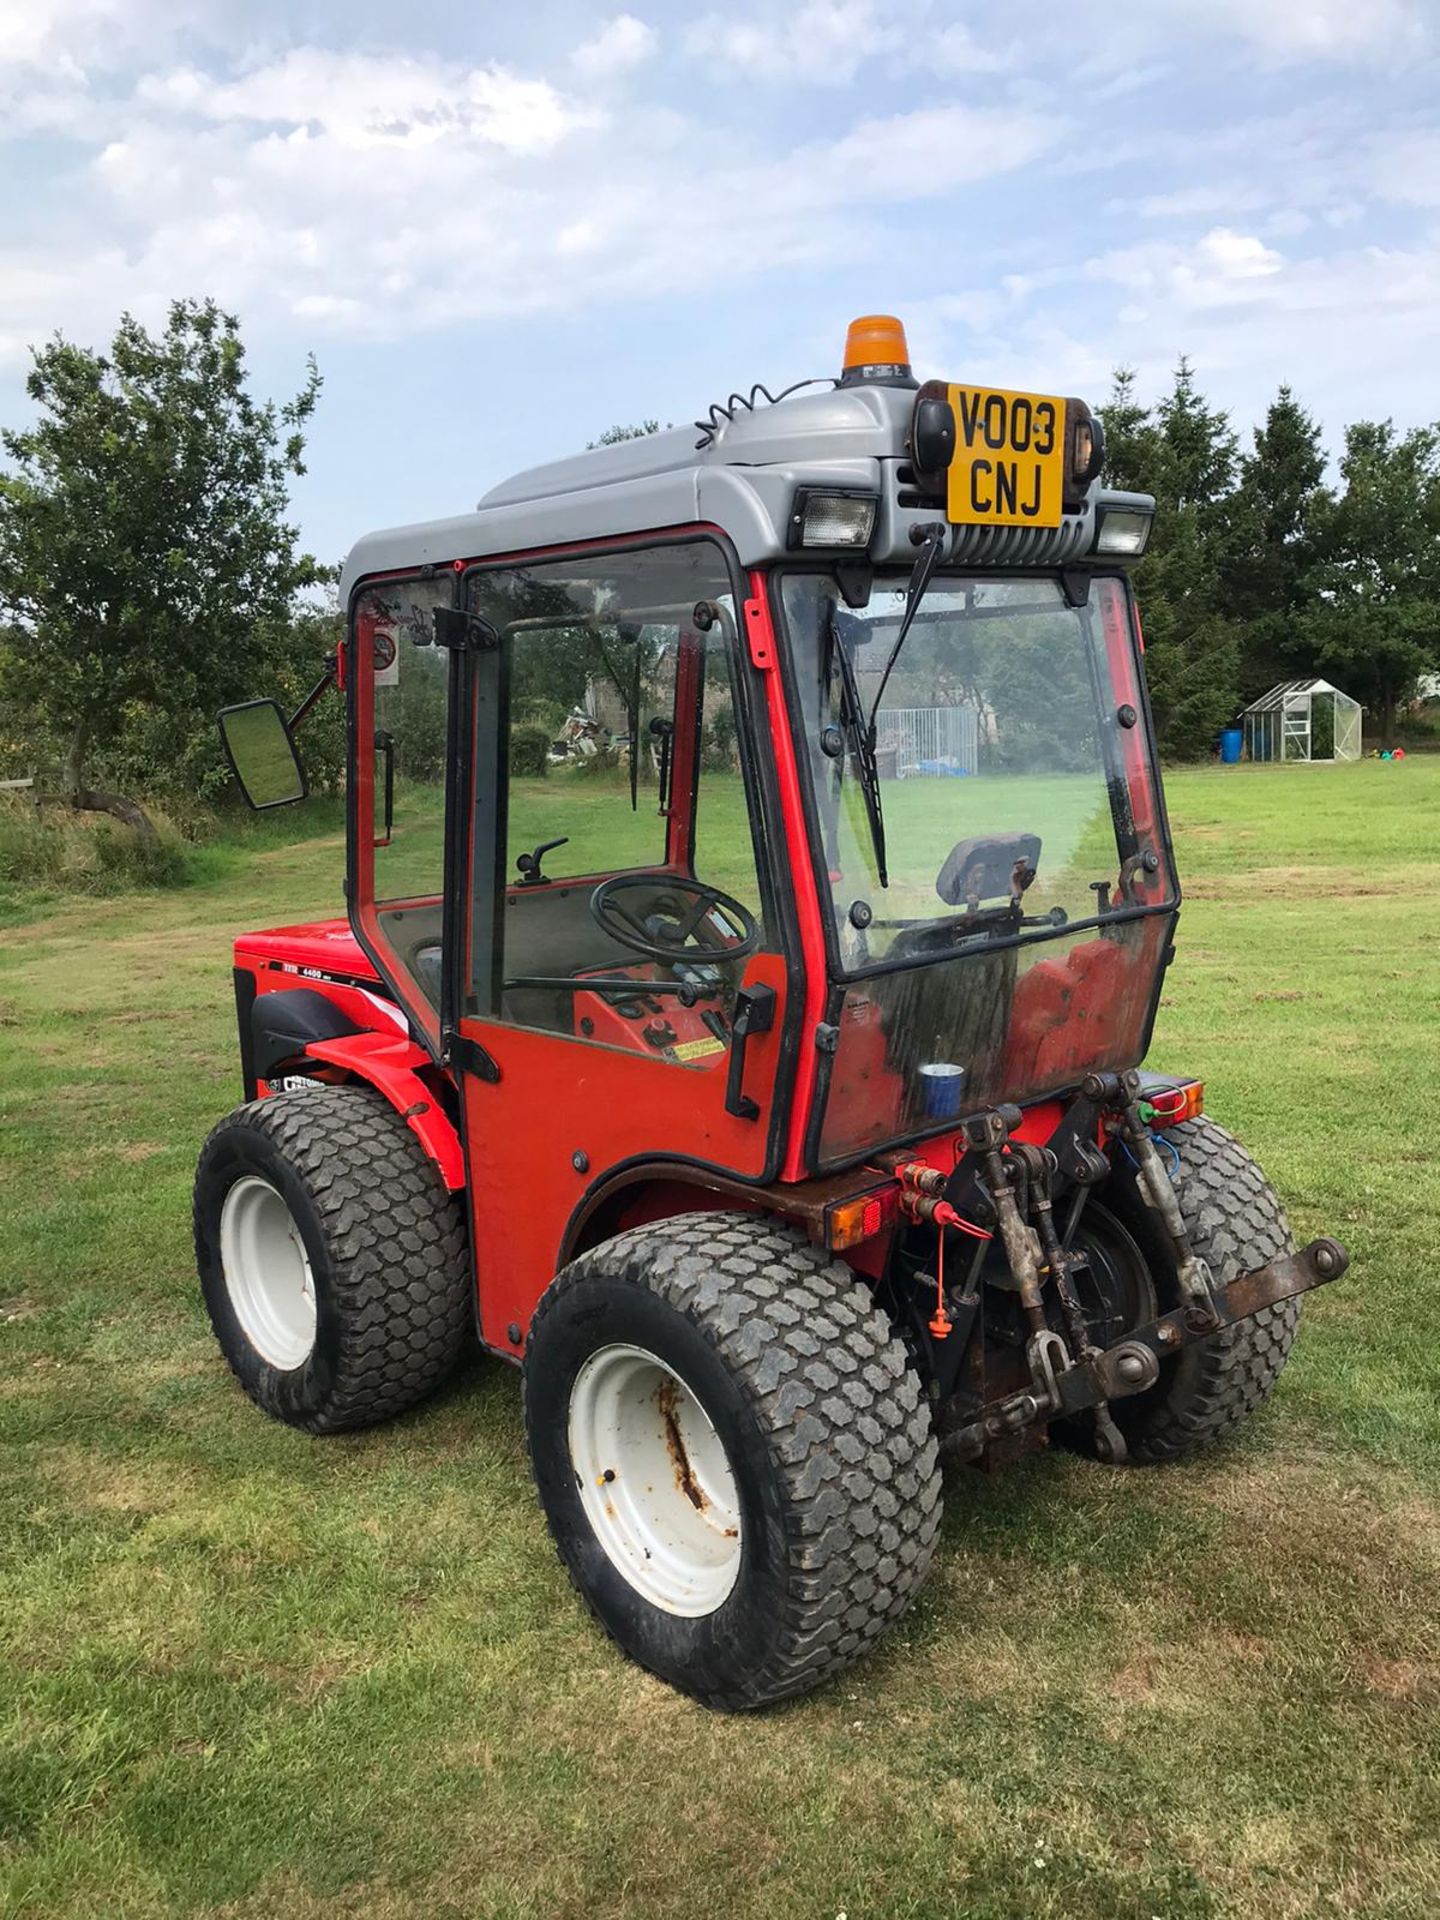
[439,530,825,1352]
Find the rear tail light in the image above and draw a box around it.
[825,1184,899,1250]
[1143,1081,1203,1128]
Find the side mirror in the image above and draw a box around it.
[218,700,308,810]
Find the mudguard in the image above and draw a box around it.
[300,1031,465,1191]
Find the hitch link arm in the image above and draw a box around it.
[958,1110,1128,1453]
[1007,1135,1129,1462]
[940,1236,1348,1464]
[1091,1068,1218,1314]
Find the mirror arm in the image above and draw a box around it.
[288,652,339,732]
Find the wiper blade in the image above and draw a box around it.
[826,608,889,888]
[866,521,949,733]
[822,522,948,893]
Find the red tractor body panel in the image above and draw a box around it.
[237,918,380,984]
[233,920,465,1191]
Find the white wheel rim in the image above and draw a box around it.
[219,1175,317,1371]
[567,1343,742,1617]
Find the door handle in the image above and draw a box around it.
[724,982,776,1121]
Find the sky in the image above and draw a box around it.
[2,0,1439,563]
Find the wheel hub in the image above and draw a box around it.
[567,1344,742,1617]
[218,1175,317,1371]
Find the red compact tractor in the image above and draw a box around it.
[199,317,1347,1709]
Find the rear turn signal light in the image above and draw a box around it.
[825,1185,899,1251]
[1143,1081,1204,1128]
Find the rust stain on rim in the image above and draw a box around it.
[655,1377,707,1512]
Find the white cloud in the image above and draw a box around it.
[1165,0,1431,64]
[2,85,1059,355]
[136,50,591,155]
[1088,227,1284,311]
[1,1,1437,481]
[1195,227,1285,279]
[690,0,1431,81]
[572,15,657,81]
[687,0,911,84]
[953,227,1440,434]
[1116,185,1269,221]
[931,23,1010,74]
[0,0,126,71]
[1052,0,1432,69]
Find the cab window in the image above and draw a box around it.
[354,575,455,1011]
[469,542,772,1067]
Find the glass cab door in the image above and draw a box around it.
[451,538,791,1356]
[349,573,458,1044]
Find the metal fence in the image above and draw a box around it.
[876,706,980,777]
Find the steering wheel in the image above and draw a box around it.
[589,873,760,963]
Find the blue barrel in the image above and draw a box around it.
[1220,728,1243,765]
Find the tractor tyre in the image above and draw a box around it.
[522,1212,942,1711]
[1072,1115,1300,1464]
[194,1086,470,1433]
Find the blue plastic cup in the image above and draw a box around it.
[918,1063,966,1121]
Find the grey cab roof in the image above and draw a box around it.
[339,377,1151,596]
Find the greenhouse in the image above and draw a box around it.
[1241,679,1362,764]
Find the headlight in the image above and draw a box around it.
[788,489,879,549]
[1093,503,1154,557]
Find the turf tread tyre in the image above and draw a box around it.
[194,1086,469,1433]
[524,1212,941,1710]
[1108,1115,1299,1463]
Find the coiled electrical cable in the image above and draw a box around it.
[693,377,836,449]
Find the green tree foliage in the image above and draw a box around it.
[0,299,321,832]
[589,420,662,445]
[1306,422,1440,745]
[1108,360,1241,758]
[1104,364,1440,753]
[1098,367,1158,495]
[1222,387,1330,701]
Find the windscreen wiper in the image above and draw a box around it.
[866,521,949,731]
[822,522,949,893]
[826,608,889,887]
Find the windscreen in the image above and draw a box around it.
[778,569,1177,1166]
[779,571,1172,970]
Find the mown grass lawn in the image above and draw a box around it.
[3,759,1439,1919]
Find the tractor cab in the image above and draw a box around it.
[204,317,1347,1711]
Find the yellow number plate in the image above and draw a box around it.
[946,384,1065,529]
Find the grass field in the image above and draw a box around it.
[3,759,1440,1918]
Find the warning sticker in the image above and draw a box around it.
[373,625,400,687]
[672,1036,726,1062]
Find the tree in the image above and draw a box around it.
[0,299,320,834]
[1100,367,1158,495]
[589,419,662,446]
[1306,420,1440,745]
[1224,387,1331,700]
[1124,360,1243,757]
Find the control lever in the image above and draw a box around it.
[516,836,569,886]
